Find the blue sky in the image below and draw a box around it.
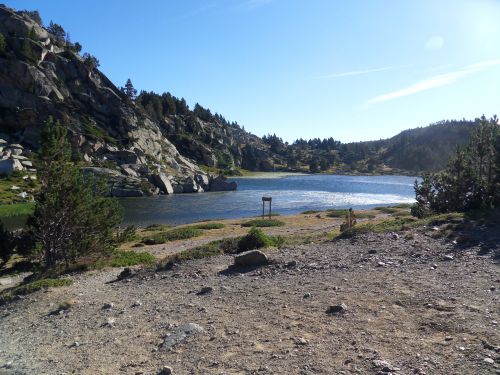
[8,0,500,142]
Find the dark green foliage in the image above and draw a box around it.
[0,203,35,218]
[24,118,123,270]
[142,227,203,245]
[413,116,500,217]
[47,21,66,40]
[0,33,6,55]
[0,221,14,263]
[237,227,283,252]
[144,223,172,231]
[21,10,42,25]
[241,219,285,227]
[122,78,137,100]
[83,52,100,69]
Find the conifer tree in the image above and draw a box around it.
[123,78,137,100]
[25,118,122,270]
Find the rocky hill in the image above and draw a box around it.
[0,4,241,196]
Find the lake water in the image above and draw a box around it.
[120,174,418,227]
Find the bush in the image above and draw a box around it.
[241,219,285,227]
[142,227,203,245]
[238,227,272,252]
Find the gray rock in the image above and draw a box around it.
[197,286,213,296]
[0,158,24,175]
[483,357,494,364]
[234,250,268,268]
[110,188,144,197]
[102,303,114,310]
[194,173,209,188]
[9,143,23,149]
[20,160,32,167]
[150,174,174,194]
[161,323,204,350]
[326,303,347,315]
[158,366,173,375]
[209,175,237,191]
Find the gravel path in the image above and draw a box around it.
[0,227,498,374]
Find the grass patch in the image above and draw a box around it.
[373,206,400,214]
[301,210,321,214]
[0,202,35,218]
[241,219,285,227]
[190,222,225,230]
[2,278,73,300]
[142,227,203,245]
[94,250,156,268]
[326,209,375,219]
[392,211,412,218]
[337,212,464,238]
[144,223,172,232]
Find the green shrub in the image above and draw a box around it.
[238,227,279,252]
[327,209,374,219]
[191,222,225,230]
[94,250,155,268]
[144,223,172,231]
[142,227,203,245]
[0,33,6,55]
[325,209,349,217]
[241,219,285,227]
[301,210,321,214]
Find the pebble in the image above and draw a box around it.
[303,293,312,299]
[443,254,454,261]
[197,286,213,296]
[102,303,114,310]
[295,337,308,346]
[326,303,347,315]
[483,358,494,364]
[132,301,142,307]
[158,366,173,375]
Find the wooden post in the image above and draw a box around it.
[262,196,272,219]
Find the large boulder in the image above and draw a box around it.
[234,250,269,268]
[150,173,174,194]
[194,174,210,189]
[209,175,237,191]
[0,158,24,175]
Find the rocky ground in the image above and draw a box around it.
[0,218,499,375]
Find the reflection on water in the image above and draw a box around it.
[120,174,418,227]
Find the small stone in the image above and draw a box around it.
[445,336,453,341]
[117,267,135,280]
[391,233,399,240]
[303,293,312,299]
[326,303,347,315]
[443,254,454,261]
[285,260,297,268]
[105,317,115,327]
[377,262,386,267]
[295,337,308,346]
[234,250,268,268]
[158,366,173,375]
[102,303,114,310]
[432,226,439,231]
[483,357,494,364]
[197,286,213,296]
[132,300,142,307]
[368,249,377,254]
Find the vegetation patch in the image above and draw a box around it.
[241,219,285,227]
[237,227,284,252]
[94,250,155,268]
[337,212,464,238]
[190,222,225,230]
[301,210,321,214]
[142,227,203,245]
[144,223,172,232]
[0,203,35,218]
[3,278,73,299]
[326,209,375,219]
[373,206,400,214]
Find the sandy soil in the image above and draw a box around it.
[0,219,498,375]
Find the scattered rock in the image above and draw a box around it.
[132,301,142,307]
[326,303,347,315]
[197,286,213,296]
[158,366,173,375]
[295,337,308,346]
[483,357,494,364]
[443,254,454,261]
[161,323,204,350]
[303,293,312,299]
[285,260,297,268]
[102,303,114,310]
[368,249,377,254]
[372,359,400,372]
[234,250,268,268]
[391,233,399,240]
[117,267,135,280]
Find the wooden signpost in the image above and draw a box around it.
[262,196,272,219]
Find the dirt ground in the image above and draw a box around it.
[0,215,498,375]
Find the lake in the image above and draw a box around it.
[120,174,418,227]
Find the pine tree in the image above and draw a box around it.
[25,118,123,270]
[123,78,137,100]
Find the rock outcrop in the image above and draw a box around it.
[0,5,237,195]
